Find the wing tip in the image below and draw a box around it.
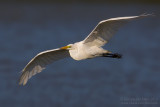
[18,65,45,86]
[18,70,29,86]
[18,80,27,86]
[140,13,155,17]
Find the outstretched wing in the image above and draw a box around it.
[19,48,70,85]
[83,14,152,46]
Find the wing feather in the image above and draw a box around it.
[83,14,152,46]
[19,48,70,85]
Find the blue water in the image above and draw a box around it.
[0,3,160,107]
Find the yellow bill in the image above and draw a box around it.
[60,45,71,50]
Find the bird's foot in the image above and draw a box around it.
[102,53,122,59]
[112,53,122,58]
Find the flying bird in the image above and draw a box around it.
[19,14,151,85]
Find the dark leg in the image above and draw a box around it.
[102,53,122,59]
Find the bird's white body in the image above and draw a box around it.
[69,41,108,60]
[18,14,152,85]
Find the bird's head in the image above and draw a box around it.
[60,44,73,50]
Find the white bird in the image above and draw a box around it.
[19,14,151,85]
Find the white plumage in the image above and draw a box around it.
[19,14,151,85]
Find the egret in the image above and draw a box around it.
[19,14,151,85]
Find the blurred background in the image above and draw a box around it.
[0,0,160,107]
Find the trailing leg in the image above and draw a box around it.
[102,53,122,59]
